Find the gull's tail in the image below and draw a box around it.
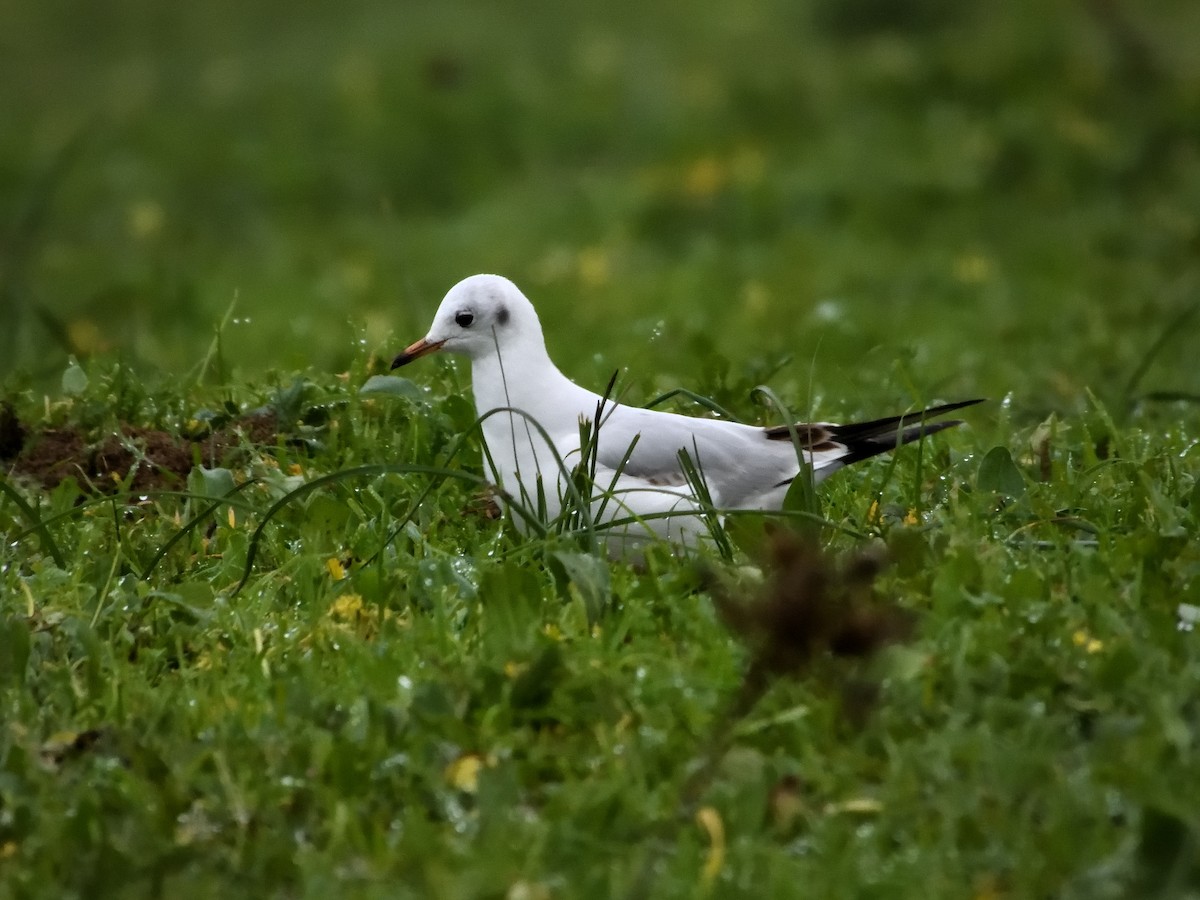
[765,398,985,468]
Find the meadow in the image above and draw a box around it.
[2,0,1200,897]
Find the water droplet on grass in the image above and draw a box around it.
[380,752,408,770]
[812,299,845,323]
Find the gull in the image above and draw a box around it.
[391,274,981,553]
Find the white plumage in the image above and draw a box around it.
[392,274,979,552]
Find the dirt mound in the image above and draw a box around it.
[5,411,280,494]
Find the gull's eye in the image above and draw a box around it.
[455,311,474,328]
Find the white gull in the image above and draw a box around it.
[391,274,980,552]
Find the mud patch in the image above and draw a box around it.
[13,426,195,493]
[7,411,282,494]
[10,428,89,488]
[200,410,279,461]
[94,428,196,493]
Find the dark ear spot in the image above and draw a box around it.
[497,305,509,326]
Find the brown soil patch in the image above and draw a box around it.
[95,428,196,493]
[7,411,282,495]
[198,410,279,462]
[10,428,88,488]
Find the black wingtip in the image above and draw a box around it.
[763,400,984,491]
[835,399,984,466]
[920,398,987,417]
[831,398,985,443]
[765,398,986,445]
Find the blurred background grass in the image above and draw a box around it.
[2,0,1199,415]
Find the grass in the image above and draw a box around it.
[3,0,1200,897]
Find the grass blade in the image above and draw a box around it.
[0,476,66,567]
[644,388,744,422]
[1123,296,1200,411]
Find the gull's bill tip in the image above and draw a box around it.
[391,338,445,369]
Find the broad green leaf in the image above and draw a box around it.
[188,466,237,499]
[977,446,1025,497]
[61,361,88,396]
[271,377,310,425]
[359,375,425,400]
[781,469,822,539]
[303,494,352,533]
[550,550,610,624]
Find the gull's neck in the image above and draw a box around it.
[469,332,599,432]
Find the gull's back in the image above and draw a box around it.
[588,403,803,508]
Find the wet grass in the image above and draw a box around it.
[3,1,1200,898]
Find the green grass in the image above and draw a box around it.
[3,0,1200,897]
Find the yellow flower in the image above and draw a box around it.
[577,246,610,287]
[1072,629,1104,654]
[128,200,164,239]
[954,253,992,284]
[326,557,347,581]
[329,594,364,620]
[445,753,484,793]
[503,660,528,679]
[683,157,725,198]
[67,318,110,354]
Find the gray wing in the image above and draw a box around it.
[587,406,802,506]
[586,398,984,506]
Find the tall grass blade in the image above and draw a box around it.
[0,477,67,568]
[1123,297,1200,412]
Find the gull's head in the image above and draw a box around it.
[391,274,540,368]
